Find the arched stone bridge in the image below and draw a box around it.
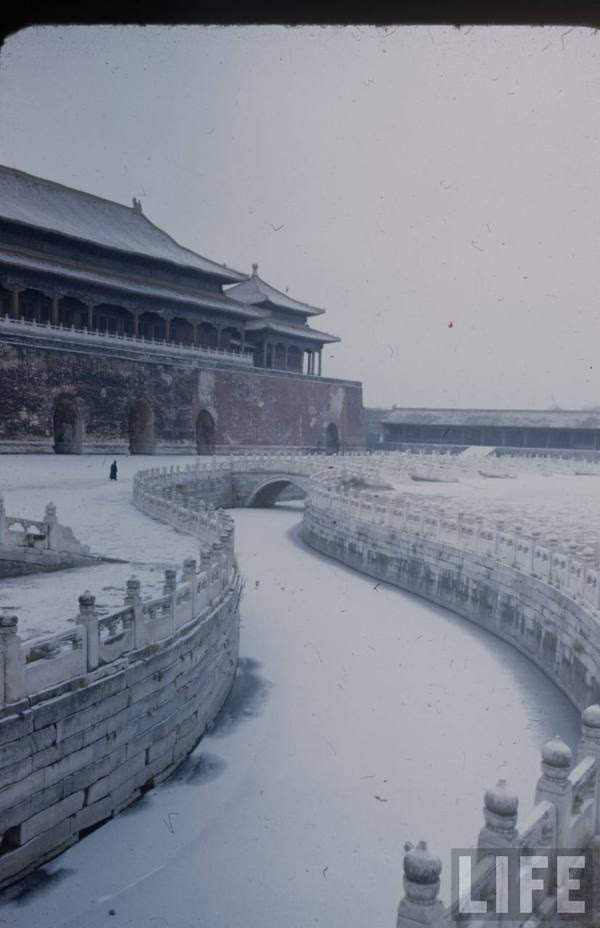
[133,453,353,514]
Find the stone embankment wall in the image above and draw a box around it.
[302,479,600,712]
[0,476,240,888]
[0,496,98,578]
[298,465,600,927]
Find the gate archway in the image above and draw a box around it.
[53,398,83,454]
[129,400,155,455]
[325,422,340,454]
[196,410,215,455]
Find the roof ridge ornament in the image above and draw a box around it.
[252,263,258,276]
[132,197,143,213]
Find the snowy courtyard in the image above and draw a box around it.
[0,454,581,927]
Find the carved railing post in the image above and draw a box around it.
[477,779,519,860]
[76,590,98,671]
[530,530,541,576]
[535,735,573,847]
[513,525,522,567]
[0,615,24,705]
[183,558,198,618]
[494,521,505,558]
[547,536,559,586]
[577,705,600,831]
[44,501,58,549]
[163,568,177,632]
[125,575,145,649]
[396,841,444,928]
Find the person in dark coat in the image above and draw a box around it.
[109,460,118,481]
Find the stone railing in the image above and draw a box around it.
[132,453,367,513]
[297,463,600,925]
[306,478,600,616]
[396,706,600,928]
[0,470,240,888]
[303,468,600,707]
[0,495,97,577]
[0,314,253,367]
[361,447,600,481]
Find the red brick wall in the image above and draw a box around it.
[0,341,365,452]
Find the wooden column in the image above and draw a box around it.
[164,318,171,342]
[87,304,94,331]
[285,345,290,370]
[317,350,322,376]
[133,313,140,337]
[240,327,246,355]
[9,288,20,320]
[262,341,267,367]
[217,325,223,349]
[193,323,199,346]
[51,294,59,326]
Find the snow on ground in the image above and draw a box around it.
[381,470,600,546]
[0,455,581,928]
[0,455,205,639]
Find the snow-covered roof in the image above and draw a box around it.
[245,317,339,344]
[383,408,600,429]
[226,266,325,316]
[0,246,262,319]
[0,165,246,283]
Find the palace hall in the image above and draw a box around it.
[0,166,364,454]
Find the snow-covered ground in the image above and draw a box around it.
[0,455,581,928]
[0,455,205,638]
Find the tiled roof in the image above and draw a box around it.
[245,317,339,344]
[226,271,325,316]
[0,247,262,319]
[383,408,600,429]
[0,165,246,283]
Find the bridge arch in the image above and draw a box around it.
[245,477,307,508]
[128,400,155,455]
[53,396,84,454]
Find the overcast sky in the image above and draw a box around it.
[1,25,599,409]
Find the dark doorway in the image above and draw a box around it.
[325,422,339,453]
[129,400,155,455]
[53,398,83,454]
[247,479,306,507]
[196,410,216,454]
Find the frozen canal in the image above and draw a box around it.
[0,456,581,927]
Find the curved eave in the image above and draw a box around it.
[0,215,247,286]
[245,320,340,344]
[0,248,263,320]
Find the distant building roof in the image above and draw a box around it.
[226,264,325,316]
[382,408,600,430]
[245,317,339,344]
[0,165,246,283]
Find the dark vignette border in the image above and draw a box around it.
[1,0,600,49]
